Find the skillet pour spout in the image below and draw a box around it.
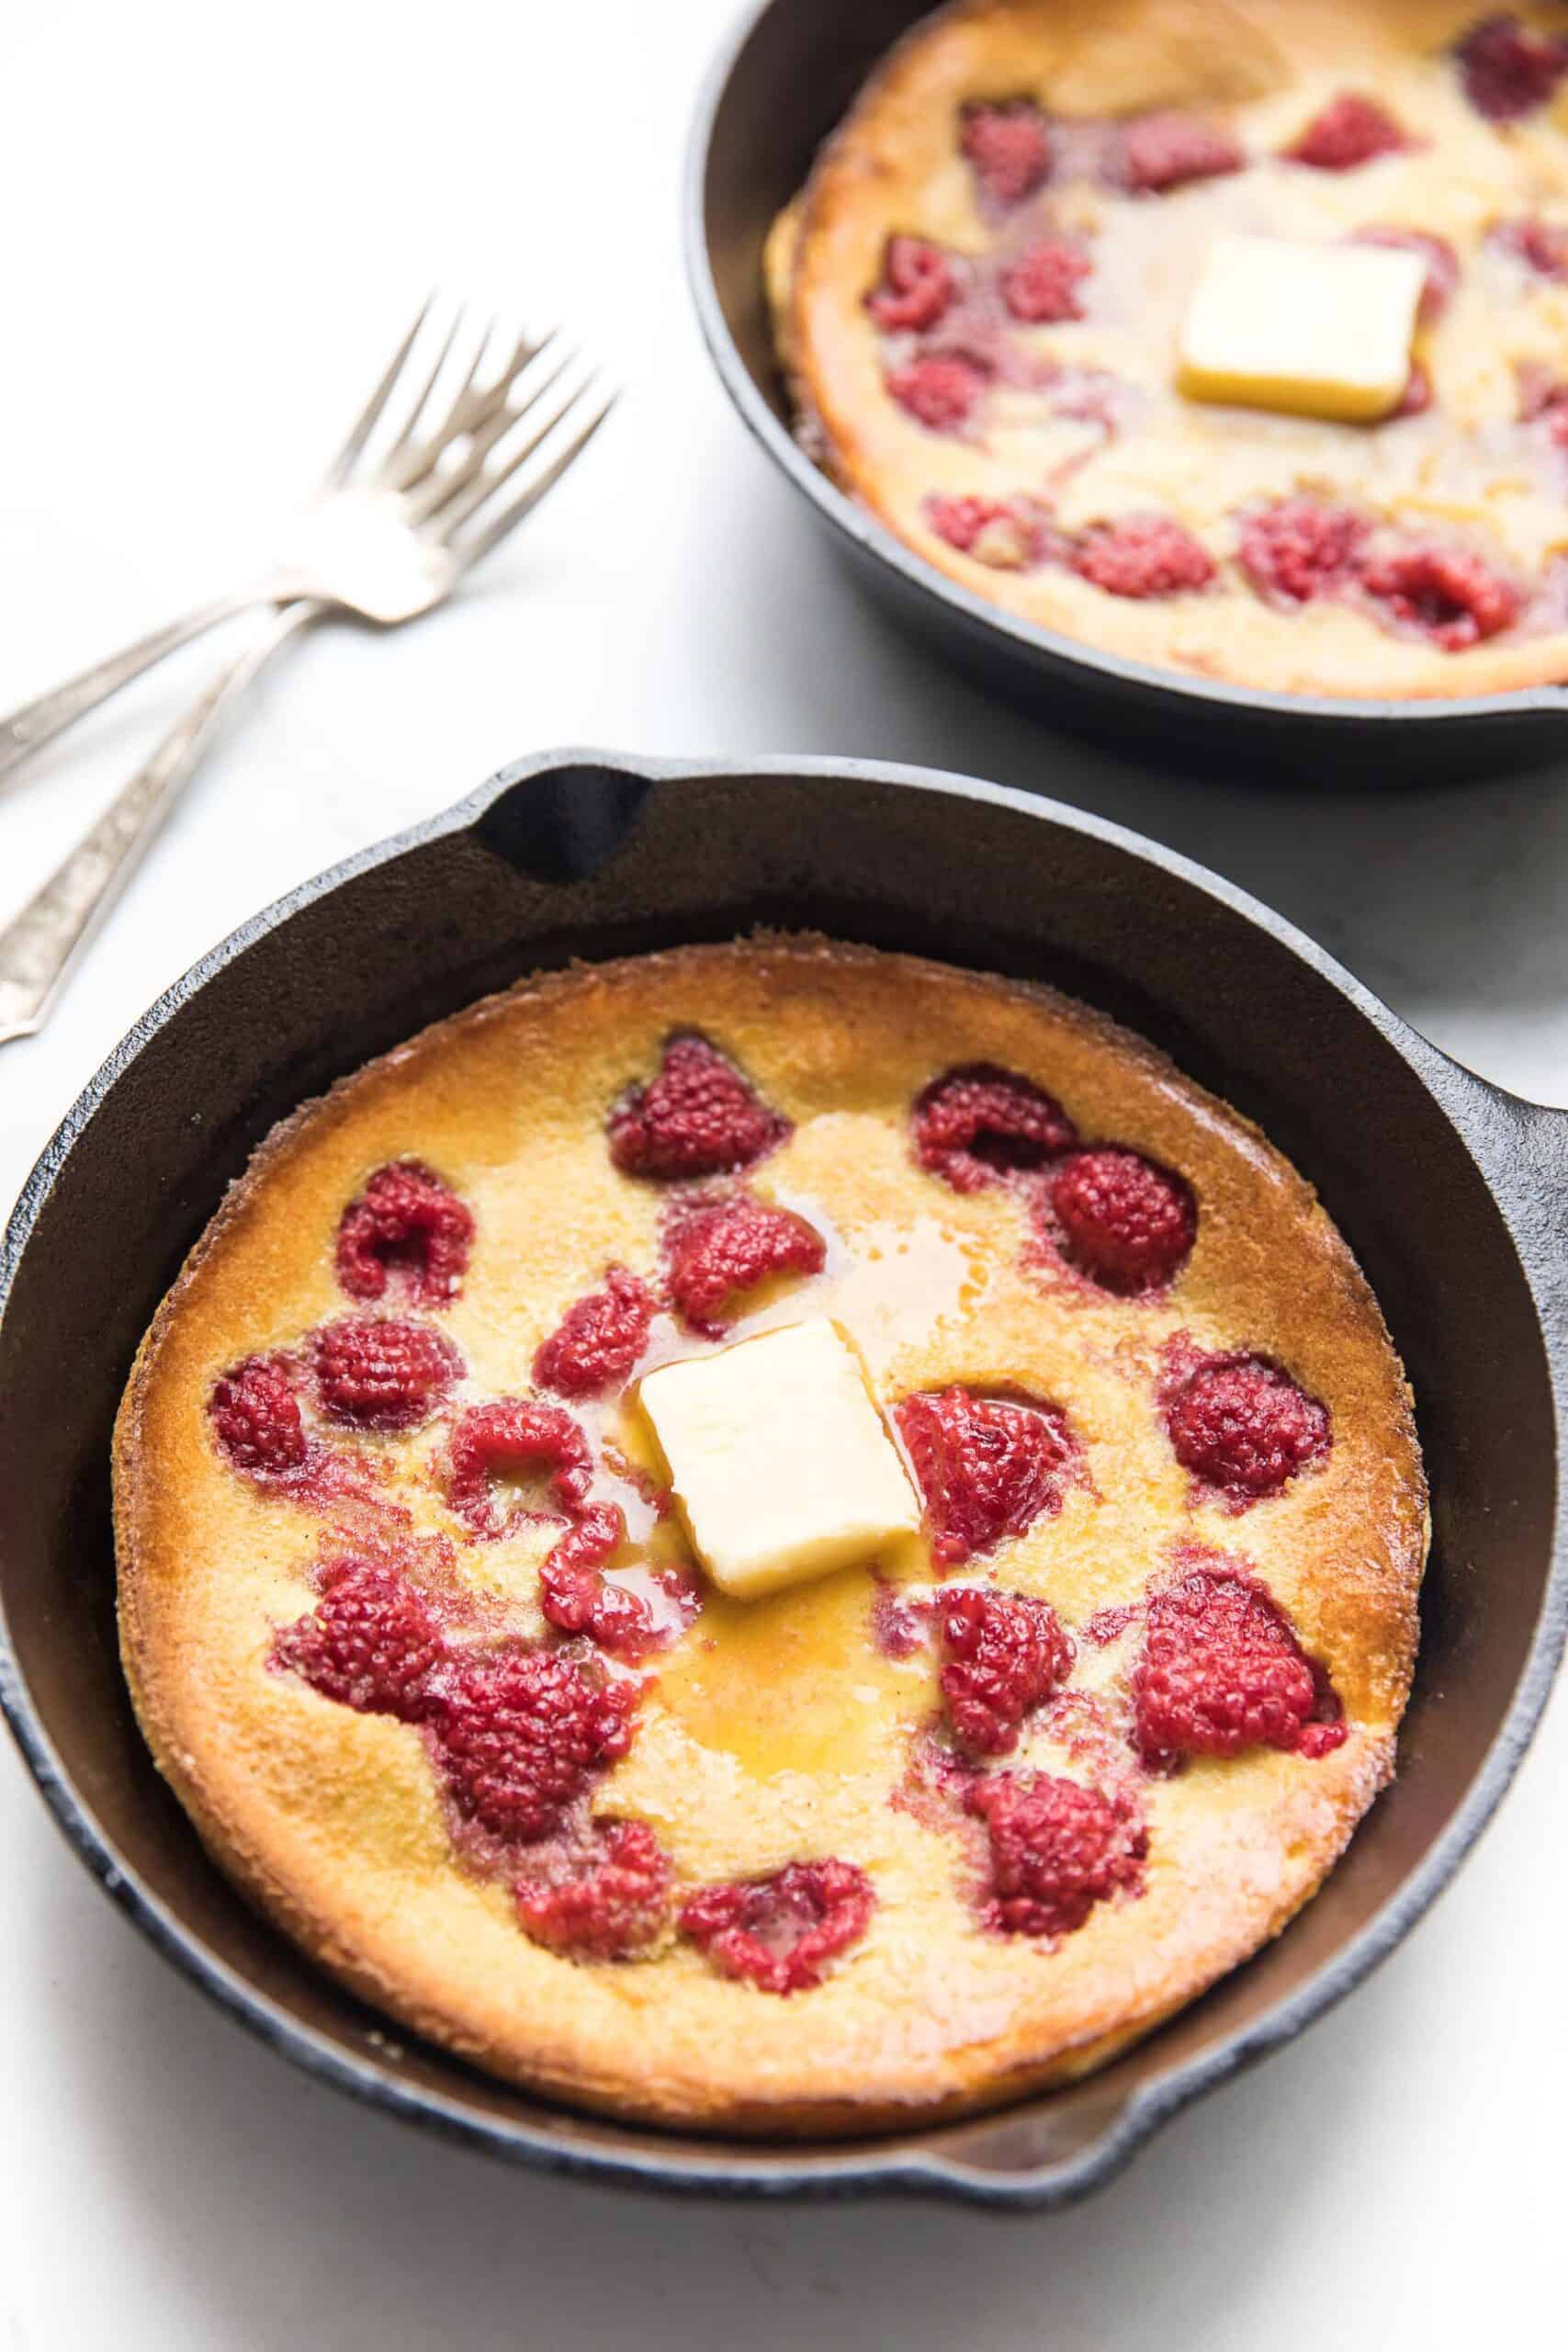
[1,750,1563,2203]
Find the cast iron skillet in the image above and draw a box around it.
[687,0,1568,784]
[0,752,1564,2205]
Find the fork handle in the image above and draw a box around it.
[0,582,281,786]
[0,603,318,1047]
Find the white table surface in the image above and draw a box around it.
[3,3,1564,2344]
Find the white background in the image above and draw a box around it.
[3,2,1565,2343]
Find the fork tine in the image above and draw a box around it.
[322,293,436,485]
[408,343,576,526]
[380,305,468,467]
[453,390,617,571]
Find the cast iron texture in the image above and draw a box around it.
[1,752,1564,2205]
[686,0,1568,784]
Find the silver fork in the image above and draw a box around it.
[0,306,615,1046]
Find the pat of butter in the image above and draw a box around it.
[637,1318,920,1600]
[1178,233,1427,423]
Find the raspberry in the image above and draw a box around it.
[310,1316,462,1433]
[1393,358,1433,419]
[434,1648,637,1844]
[928,494,1042,569]
[679,1859,874,1994]
[1457,13,1567,119]
[886,353,989,431]
[272,1556,444,1719]
[1071,514,1215,598]
[209,1354,306,1475]
[911,1062,1077,1193]
[866,235,957,331]
[1351,227,1459,325]
[445,1400,593,1537]
[607,1033,787,1181]
[662,1190,825,1331]
[1491,215,1568,280]
[1133,1555,1344,1765]
[999,237,1091,322]
[533,1265,656,1398]
[1047,1147,1197,1292]
[1164,1351,1331,1507]
[335,1160,474,1307]
[1283,93,1408,170]
[895,1385,1079,1567]
[1237,498,1369,605]
[966,1771,1146,1939]
[537,1503,672,1661]
[939,1588,1074,1756]
[1114,110,1243,193]
[1360,544,1519,650]
[514,1819,672,1959]
[960,100,1053,206]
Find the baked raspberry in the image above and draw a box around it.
[1491,215,1568,279]
[607,1033,788,1181]
[940,1587,1074,1756]
[310,1316,462,1433]
[886,353,989,431]
[1071,514,1215,598]
[335,1160,474,1307]
[1165,1351,1331,1507]
[911,1062,1077,1193]
[1133,1554,1344,1765]
[434,1648,637,1844]
[533,1266,656,1399]
[1237,497,1368,605]
[1047,1147,1197,1293]
[514,1819,671,1959]
[1351,227,1459,324]
[662,1190,825,1331]
[445,1400,593,1537]
[679,1859,874,1994]
[960,100,1053,206]
[871,1582,936,1659]
[895,1385,1079,1567]
[927,494,1042,569]
[1457,13,1567,119]
[537,1503,685,1661]
[1284,92,1408,169]
[999,237,1091,322]
[1360,544,1520,650]
[966,1771,1146,1939]
[1114,110,1243,193]
[272,1556,444,1720]
[209,1354,306,1475]
[866,234,957,331]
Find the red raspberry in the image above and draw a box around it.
[1165,1351,1331,1507]
[679,1859,874,1994]
[533,1266,656,1399]
[939,1587,1074,1756]
[662,1190,825,1331]
[966,1771,1147,1939]
[886,353,989,431]
[434,1648,637,1844]
[1457,13,1567,119]
[1491,215,1568,280]
[1360,544,1519,650]
[911,1062,1077,1193]
[536,1503,684,1661]
[272,1556,444,1719]
[999,237,1091,322]
[335,1160,474,1307]
[1351,226,1459,325]
[895,1385,1079,1567]
[209,1353,306,1475]
[514,1819,672,1959]
[866,235,957,331]
[1237,498,1369,606]
[608,1033,787,1181]
[445,1400,593,1537]
[960,100,1053,206]
[1047,1147,1197,1293]
[310,1316,462,1433]
[1283,92,1408,169]
[1071,514,1215,598]
[927,494,1043,569]
[1133,1555,1344,1765]
[1393,358,1433,419]
[1114,110,1243,193]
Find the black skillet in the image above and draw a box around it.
[687,0,1568,784]
[0,751,1563,2203]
